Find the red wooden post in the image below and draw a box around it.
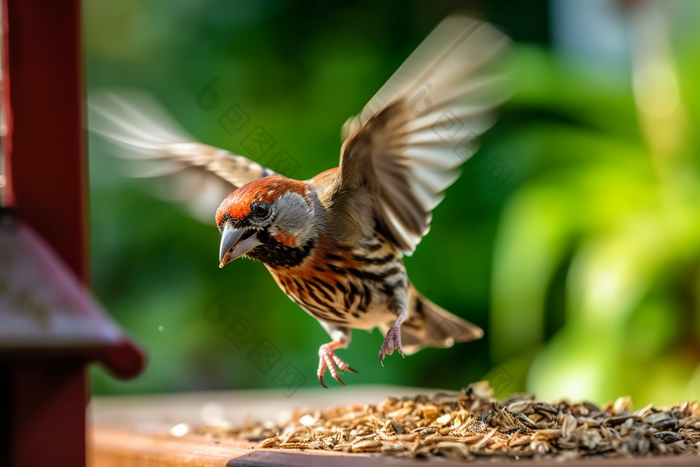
[2,0,86,279]
[2,1,96,466]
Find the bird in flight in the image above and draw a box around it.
[89,15,511,387]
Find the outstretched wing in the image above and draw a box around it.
[328,15,511,254]
[88,91,276,222]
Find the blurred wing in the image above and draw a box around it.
[330,15,511,254]
[88,91,276,223]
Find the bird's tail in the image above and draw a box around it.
[387,286,483,355]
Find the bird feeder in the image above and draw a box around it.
[0,1,145,466]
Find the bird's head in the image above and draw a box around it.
[216,176,321,269]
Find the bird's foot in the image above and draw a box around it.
[317,343,358,388]
[378,320,405,367]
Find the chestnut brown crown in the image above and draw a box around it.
[215,176,322,268]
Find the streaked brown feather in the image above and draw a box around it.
[88,91,277,222]
[330,15,512,254]
[388,286,484,355]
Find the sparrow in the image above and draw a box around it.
[89,15,511,387]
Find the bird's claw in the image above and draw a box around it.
[318,344,357,388]
[378,324,404,367]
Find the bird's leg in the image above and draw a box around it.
[379,303,407,366]
[317,324,357,388]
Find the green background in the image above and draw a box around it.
[85,0,700,406]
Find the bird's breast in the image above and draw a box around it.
[266,235,407,329]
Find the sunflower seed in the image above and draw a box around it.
[197,381,700,461]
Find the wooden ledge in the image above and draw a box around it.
[88,387,700,467]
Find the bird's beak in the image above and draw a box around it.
[219,225,262,268]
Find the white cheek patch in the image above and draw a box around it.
[274,191,315,242]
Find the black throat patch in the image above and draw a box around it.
[247,229,315,268]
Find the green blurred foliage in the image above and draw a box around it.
[85,0,700,405]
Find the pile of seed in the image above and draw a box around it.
[198,382,700,461]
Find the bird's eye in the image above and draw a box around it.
[255,202,270,218]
